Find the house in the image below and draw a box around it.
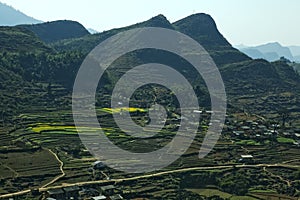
[257,125,267,131]
[91,195,107,200]
[241,155,253,159]
[283,132,291,137]
[93,161,105,170]
[233,130,245,137]
[100,185,115,196]
[63,186,80,200]
[109,194,124,200]
[193,110,202,114]
[293,141,299,147]
[46,188,65,200]
[241,126,251,131]
[239,155,254,163]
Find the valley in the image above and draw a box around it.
[0,12,299,200]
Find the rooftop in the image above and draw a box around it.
[100,185,115,191]
[63,186,80,192]
[47,188,64,195]
[91,195,107,200]
[241,155,253,159]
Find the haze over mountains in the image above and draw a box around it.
[236,42,300,62]
[0,2,42,25]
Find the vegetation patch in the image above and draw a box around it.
[99,107,147,114]
[277,137,295,144]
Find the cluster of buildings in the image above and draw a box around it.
[224,116,300,145]
[43,185,123,200]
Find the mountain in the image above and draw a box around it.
[0,2,42,26]
[238,42,294,62]
[19,20,90,43]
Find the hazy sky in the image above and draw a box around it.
[1,0,299,46]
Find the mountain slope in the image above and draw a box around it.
[0,2,42,26]
[0,26,52,53]
[19,20,90,43]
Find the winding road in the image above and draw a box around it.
[41,149,65,188]
[0,162,299,199]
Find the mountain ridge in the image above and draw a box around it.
[50,13,250,66]
[18,20,90,43]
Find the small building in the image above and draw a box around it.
[100,185,115,196]
[241,126,251,131]
[239,155,254,164]
[257,125,267,131]
[93,161,105,170]
[109,194,124,200]
[46,188,65,200]
[193,110,202,114]
[233,130,245,137]
[241,155,253,159]
[251,122,259,127]
[63,186,80,200]
[91,195,107,200]
[283,132,291,137]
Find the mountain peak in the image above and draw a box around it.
[143,14,173,29]
[173,13,231,47]
[151,14,168,20]
[173,13,250,65]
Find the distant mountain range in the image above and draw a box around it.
[0,2,42,26]
[236,42,300,62]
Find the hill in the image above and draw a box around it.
[19,20,90,43]
[0,2,42,26]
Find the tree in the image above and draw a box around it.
[279,109,290,128]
